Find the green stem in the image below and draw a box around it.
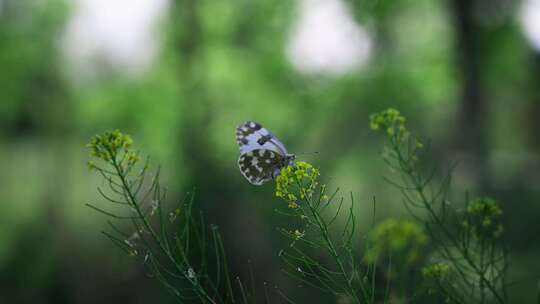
[111,156,217,304]
[305,195,361,303]
[391,138,506,304]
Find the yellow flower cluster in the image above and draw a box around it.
[463,197,504,239]
[275,161,320,208]
[87,130,139,168]
[423,263,450,280]
[370,108,409,141]
[367,219,428,264]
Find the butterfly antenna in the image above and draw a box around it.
[296,151,319,156]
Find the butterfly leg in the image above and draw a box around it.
[272,168,282,180]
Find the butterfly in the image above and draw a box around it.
[236,121,295,185]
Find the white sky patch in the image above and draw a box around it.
[520,0,540,52]
[286,0,372,76]
[63,0,168,76]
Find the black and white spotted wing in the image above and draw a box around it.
[238,149,291,185]
[236,122,295,185]
[236,121,288,155]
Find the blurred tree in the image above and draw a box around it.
[529,51,540,151]
[0,0,68,136]
[0,1,73,303]
[448,0,491,191]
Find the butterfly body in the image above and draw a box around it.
[236,121,295,185]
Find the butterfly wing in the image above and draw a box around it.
[238,149,287,185]
[236,121,288,155]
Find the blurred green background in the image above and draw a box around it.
[1,0,539,302]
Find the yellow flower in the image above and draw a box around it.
[423,263,450,280]
[288,202,299,209]
[466,197,504,239]
[370,108,410,142]
[293,230,304,240]
[367,219,428,264]
[87,130,136,164]
[275,161,322,206]
[287,193,298,202]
